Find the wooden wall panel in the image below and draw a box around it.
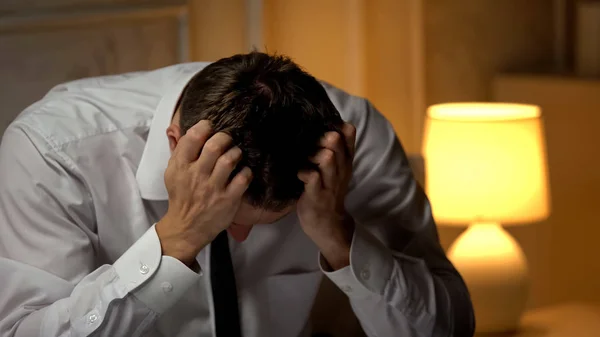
[493,74,600,309]
[424,0,554,106]
[187,0,246,62]
[261,0,425,154]
[0,0,182,12]
[0,2,187,134]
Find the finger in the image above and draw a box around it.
[174,120,212,163]
[309,149,336,190]
[319,131,346,173]
[341,123,357,159]
[196,132,233,175]
[211,146,243,186]
[298,170,322,197]
[227,166,253,197]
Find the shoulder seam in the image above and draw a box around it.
[11,122,80,173]
[13,112,151,151]
[9,122,101,222]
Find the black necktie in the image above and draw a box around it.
[210,230,242,337]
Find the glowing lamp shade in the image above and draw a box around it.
[422,103,551,333]
[423,103,550,226]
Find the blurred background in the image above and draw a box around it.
[1,0,599,336]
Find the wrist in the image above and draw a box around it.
[320,243,351,270]
[156,216,211,267]
[314,216,355,271]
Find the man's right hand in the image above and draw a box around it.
[156,120,253,267]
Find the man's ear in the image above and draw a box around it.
[166,124,182,153]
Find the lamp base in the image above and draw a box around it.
[448,222,529,333]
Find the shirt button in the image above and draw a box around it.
[88,313,99,324]
[161,282,173,293]
[360,268,371,280]
[341,285,353,293]
[139,263,150,275]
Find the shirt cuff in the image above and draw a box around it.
[319,224,394,300]
[113,224,202,314]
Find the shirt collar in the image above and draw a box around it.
[136,63,209,200]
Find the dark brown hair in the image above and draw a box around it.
[179,52,343,210]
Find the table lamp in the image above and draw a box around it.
[422,103,550,333]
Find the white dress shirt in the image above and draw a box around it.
[0,63,474,337]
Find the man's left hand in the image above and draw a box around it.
[297,122,357,270]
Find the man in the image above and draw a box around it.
[0,52,474,337]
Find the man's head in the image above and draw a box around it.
[167,52,343,239]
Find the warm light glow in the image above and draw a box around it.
[447,222,529,333]
[423,102,550,226]
[428,102,541,122]
[448,223,525,261]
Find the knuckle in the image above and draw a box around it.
[203,140,223,154]
[326,132,341,144]
[219,155,236,169]
[194,120,212,132]
[239,169,254,184]
[198,119,212,128]
[321,149,335,163]
[236,174,250,186]
[237,170,252,184]
[186,128,202,140]
[217,131,233,141]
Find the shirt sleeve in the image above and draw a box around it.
[0,125,201,337]
[321,95,475,337]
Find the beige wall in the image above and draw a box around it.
[188,0,247,61]
[263,0,361,95]
[261,0,424,154]
[494,75,600,309]
[424,0,555,106]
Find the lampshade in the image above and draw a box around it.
[422,103,550,226]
